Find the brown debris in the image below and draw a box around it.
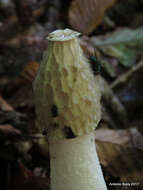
[0,96,13,111]
[95,128,143,186]
[0,124,21,135]
[69,0,116,34]
[21,61,39,82]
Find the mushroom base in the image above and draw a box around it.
[49,132,107,190]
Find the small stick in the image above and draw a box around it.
[111,61,143,89]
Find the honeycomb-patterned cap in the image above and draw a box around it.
[33,29,101,140]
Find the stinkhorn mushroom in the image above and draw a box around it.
[33,28,107,190]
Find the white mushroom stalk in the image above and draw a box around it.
[33,29,107,190]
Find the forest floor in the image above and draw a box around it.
[0,0,143,189]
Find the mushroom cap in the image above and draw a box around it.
[47,28,80,41]
[33,29,101,139]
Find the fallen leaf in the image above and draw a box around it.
[95,128,143,186]
[69,0,116,34]
[12,161,50,190]
[0,96,13,111]
[7,61,39,108]
[91,27,143,66]
[0,124,21,135]
[21,61,39,82]
[95,129,129,145]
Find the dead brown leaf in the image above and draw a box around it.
[21,61,39,82]
[95,129,130,145]
[95,128,143,186]
[0,96,13,111]
[12,161,50,190]
[69,0,116,34]
[7,61,39,109]
[0,124,21,135]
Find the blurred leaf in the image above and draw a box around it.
[0,124,21,135]
[80,36,95,56]
[7,83,34,109]
[95,128,143,185]
[100,44,138,67]
[0,96,13,111]
[12,161,33,190]
[93,27,143,46]
[0,111,27,130]
[111,61,143,121]
[6,61,39,109]
[20,177,50,190]
[12,161,50,190]
[21,61,39,82]
[92,27,143,66]
[95,129,129,145]
[99,57,117,77]
[68,0,116,34]
[130,128,143,151]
